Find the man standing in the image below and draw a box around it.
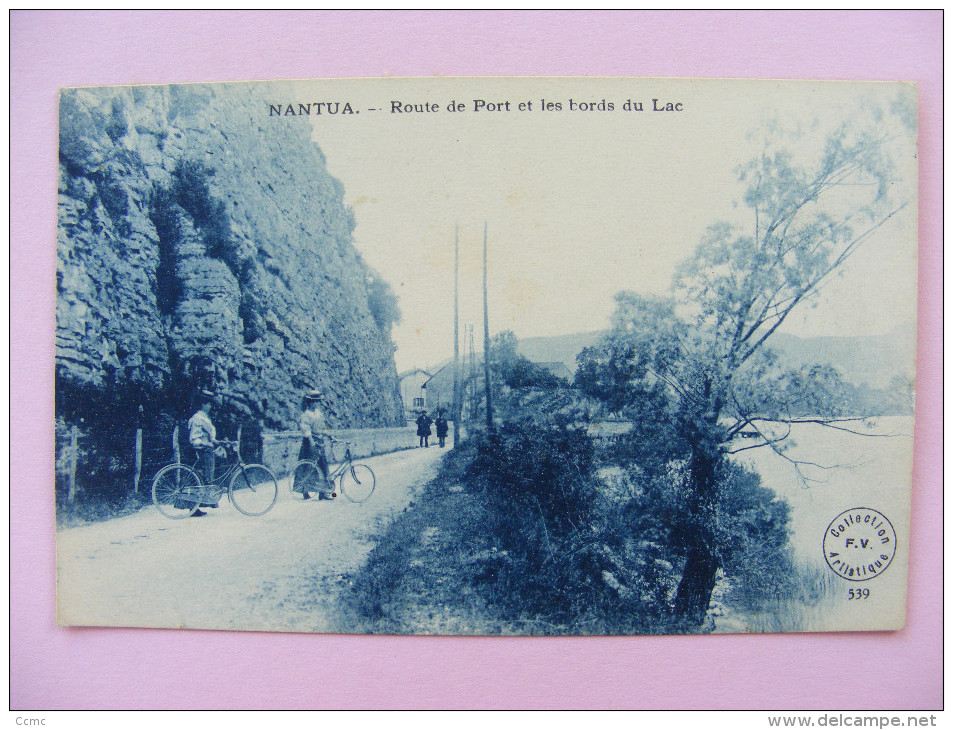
[187,395,221,516]
[435,412,449,448]
[416,410,433,448]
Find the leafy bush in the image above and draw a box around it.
[574,340,642,413]
[714,461,795,609]
[490,331,564,390]
[469,423,597,538]
[365,268,401,333]
[464,421,698,633]
[459,421,687,633]
[464,424,596,624]
[655,456,795,613]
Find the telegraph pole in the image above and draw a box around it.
[482,221,494,434]
[469,325,478,419]
[452,224,460,446]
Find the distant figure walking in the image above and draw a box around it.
[435,413,449,448]
[416,411,433,448]
[296,390,336,500]
[186,395,223,516]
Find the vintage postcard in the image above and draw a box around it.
[55,77,917,635]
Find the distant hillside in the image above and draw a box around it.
[769,326,915,389]
[516,327,914,389]
[516,331,608,375]
[423,331,606,376]
[428,326,914,391]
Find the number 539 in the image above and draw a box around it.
[848,589,870,600]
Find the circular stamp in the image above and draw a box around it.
[823,508,897,581]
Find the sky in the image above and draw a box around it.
[296,78,918,373]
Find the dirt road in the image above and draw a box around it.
[56,446,446,633]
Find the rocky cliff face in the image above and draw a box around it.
[56,82,403,490]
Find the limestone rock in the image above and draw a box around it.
[56,81,404,470]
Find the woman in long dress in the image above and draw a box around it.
[295,390,335,500]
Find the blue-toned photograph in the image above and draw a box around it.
[55,78,918,635]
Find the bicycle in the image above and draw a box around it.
[290,441,376,504]
[152,440,279,519]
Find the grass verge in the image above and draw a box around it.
[338,442,529,635]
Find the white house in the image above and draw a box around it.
[398,368,431,420]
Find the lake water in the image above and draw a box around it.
[716,416,914,633]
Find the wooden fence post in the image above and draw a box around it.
[172,424,181,465]
[134,428,143,494]
[67,425,79,504]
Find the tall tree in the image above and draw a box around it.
[490,330,562,390]
[582,100,916,621]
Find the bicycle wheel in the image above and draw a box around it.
[290,460,323,501]
[152,464,203,519]
[228,463,279,516]
[339,463,376,504]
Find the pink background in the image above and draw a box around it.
[11,11,942,710]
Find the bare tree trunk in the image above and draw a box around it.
[482,221,493,434]
[674,437,720,623]
[674,542,719,621]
